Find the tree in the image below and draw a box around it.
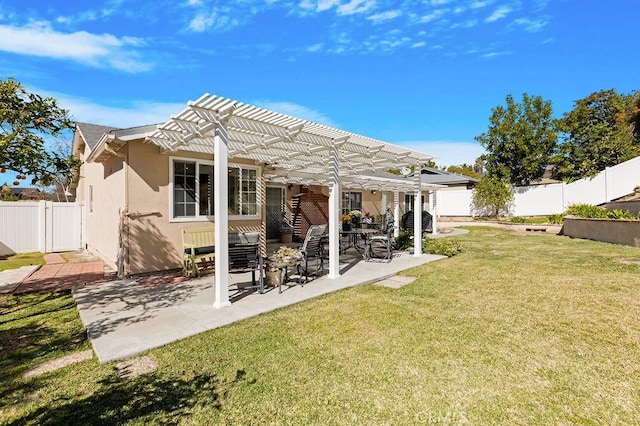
[0,78,79,186]
[475,93,558,186]
[554,89,640,181]
[471,176,513,217]
[446,164,483,180]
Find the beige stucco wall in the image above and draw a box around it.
[77,144,126,269]
[125,142,262,274]
[563,217,640,248]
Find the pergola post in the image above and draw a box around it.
[430,189,438,235]
[413,164,422,257]
[327,145,341,279]
[393,190,400,237]
[213,123,231,309]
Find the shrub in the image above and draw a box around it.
[547,213,565,224]
[509,216,526,223]
[565,203,609,218]
[423,238,462,257]
[393,229,413,250]
[607,209,635,220]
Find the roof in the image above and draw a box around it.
[420,167,478,186]
[76,122,119,150]
[146,93,438,191]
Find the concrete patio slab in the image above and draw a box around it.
[0,265,40,294]
[73,252,446,363]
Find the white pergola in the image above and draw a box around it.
[147,93,440,308]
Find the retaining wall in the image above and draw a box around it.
[562,217,640,248]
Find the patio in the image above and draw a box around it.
[73,251,446,362]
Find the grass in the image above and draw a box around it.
[2,227,640,424]
[0,252,44,272]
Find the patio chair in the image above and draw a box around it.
[297,224,327,284]
[228,231,264,293]
[364,218,394,262]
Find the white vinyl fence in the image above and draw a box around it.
[0,201,84,256]
[437,156,640,217]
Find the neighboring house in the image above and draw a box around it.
[420,167,478,189]
[72,96,440,279]
[9,187,44,200]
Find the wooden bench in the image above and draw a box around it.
[182,227,215,277]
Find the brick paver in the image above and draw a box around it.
[14,260,107,294]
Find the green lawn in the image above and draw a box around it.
[2,227,640,424]
[0,252,44,272]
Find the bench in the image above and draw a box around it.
[182,227,215,277]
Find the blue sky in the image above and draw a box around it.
[1,0,638,179]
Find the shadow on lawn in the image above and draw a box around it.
[8,372,222,426]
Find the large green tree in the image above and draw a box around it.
[475,93,557,186]
[554,89,640,181]
[0,78,78,186]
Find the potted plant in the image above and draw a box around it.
[341,214,352,231]
[349,210,362,227]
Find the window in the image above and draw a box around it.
[404,194,426,211]
[171,158,260,221]
[341,191,362,215]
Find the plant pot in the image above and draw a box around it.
[265,269,282,287]
[280,232,293,243]
[342,222,351,231]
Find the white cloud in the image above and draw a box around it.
[368,10,402,23]
[470,1,489,9]
[485,6,511,22]
[337,0,376,16]
[431,0,451,5]
[481,50,511,58]
[419,9,446,23]
[253,100,339,127]
[317,0,341,12]
[0,21,150,73]
[396,141,485,167]
[514,18,548,32]
[411,41,426,48]
[31,88,186,128]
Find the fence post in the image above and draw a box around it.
[37,201,46,253]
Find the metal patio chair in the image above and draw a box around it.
[297,224,327,284]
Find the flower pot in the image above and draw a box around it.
[265,269,282,287]
[342,222,351,231]
[280,232,293,243]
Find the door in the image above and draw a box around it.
[266,187,286,240]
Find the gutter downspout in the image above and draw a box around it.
[105,142,130,278]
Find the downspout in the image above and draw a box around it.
[105,142,129,278]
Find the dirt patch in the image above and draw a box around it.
[374,275,416,289]
[116,355,158,379]
[616,259,640,266]
[24,350,94,378]
[61,251,101,263]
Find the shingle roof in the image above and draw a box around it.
[76,122,118,150]
[420,167,478,186]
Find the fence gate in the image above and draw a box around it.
[0,201,84,256]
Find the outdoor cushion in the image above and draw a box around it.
[185,245,215,256]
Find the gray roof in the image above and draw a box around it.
[420,167,478,186]
[76,122,118,150]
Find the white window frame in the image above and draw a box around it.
[169,156,261,223]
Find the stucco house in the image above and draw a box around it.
[72,94,440,307]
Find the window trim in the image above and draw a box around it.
[169,156,262,223]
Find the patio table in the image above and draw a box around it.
[266,259,302,293]
[339,228,380,257]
